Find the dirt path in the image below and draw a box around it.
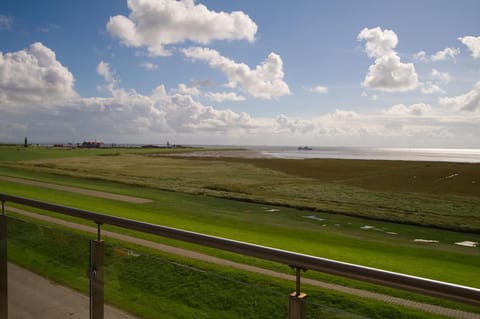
[8,263,138,319]
[0,176,152,204]
[7,207,480,319]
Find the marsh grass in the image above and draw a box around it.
[4,150,480,232]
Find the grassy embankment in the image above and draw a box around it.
[1,146,479,317]
[3,146,479,233]
[9,216,446,319]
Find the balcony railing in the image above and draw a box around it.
[1,193,479,319]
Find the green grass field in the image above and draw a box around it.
[1,146,479,317]
[8,217,449,319]
[3,147,479,232]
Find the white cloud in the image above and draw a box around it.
[362,54,418,92]
[413,51,429,62]
[421,82,444,94]
[0,42,77,105]
[306,85,328,94]
[191,79,214,88]
[107,0,258,56]
[151,86,257,133]
[420,69,451,95]
[182,47,290,99]
[358,27,418,92]
[140,62,158,70]
[358,27,398,59]
[430,47,460,62]
[0,14,13,30]
[97,61,116,83]
[459,36,480,59]
[172,83,201,96]
[439,82,480,111]
[1,44,477,147]
[360,91,378,100]
[431,69,451,84]
[384,103,432,116]
[205,91,246,102]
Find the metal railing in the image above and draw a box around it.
[1,193,480,319]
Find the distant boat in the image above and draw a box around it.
[297,146,313,151]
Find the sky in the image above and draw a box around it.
[0,0,479,147]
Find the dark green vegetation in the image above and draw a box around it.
[8,217,448,319]
[1,146,479,317]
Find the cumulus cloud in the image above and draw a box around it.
[362,55,418,92]
[205,91,246,102]
[0,42,77,105]
[182,47,290,99]
[2,43,475,147]
[420,69,451,94]
[430,47,460,62]
[140,62,158,70]
[151,86,256,133]
[97,61,116,83]
[107,0,258,56]
[358,27,418,92]
[384,103,432,116]
[190,79,214,88]
[413,51,429,62]
[459,36,480,59]
[431,69,451,84]
[172,83,201,96]
[306,85,328,94]
[0,14,13,30]
[439,82,480,111]
[421,82,444,94]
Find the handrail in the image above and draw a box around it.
[1,193,480,306]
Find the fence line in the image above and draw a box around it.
[1,193,479,308]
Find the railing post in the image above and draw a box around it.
[89,223,104,319]
[288,267,307,319]
[0,201,7,319]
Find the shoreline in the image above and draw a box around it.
[156,147,480,163]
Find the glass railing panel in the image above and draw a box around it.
[104,241,290,319]
[7,216,91,318]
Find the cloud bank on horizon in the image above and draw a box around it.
[0,0,479,147]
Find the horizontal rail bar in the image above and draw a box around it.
[2,193,480,306]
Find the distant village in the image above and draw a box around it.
[21,137,185,149]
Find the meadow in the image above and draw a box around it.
[1,145,479,317]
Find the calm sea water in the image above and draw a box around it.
[247,146,480,163]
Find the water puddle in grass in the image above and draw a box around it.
[414,239,440,243]
[303,215,325,221]
[360,225,398,235]
[454,241,478,247]
[264,208,280,212]
[360,225,374,230]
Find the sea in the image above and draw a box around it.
[245,146,480,163]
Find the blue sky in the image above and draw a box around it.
[0,0,479,147]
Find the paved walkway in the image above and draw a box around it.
[9,263,138,319]
[7,207,480,319]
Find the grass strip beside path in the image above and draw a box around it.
[8,207,480,319]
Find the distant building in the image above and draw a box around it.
[81,141,104,148]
